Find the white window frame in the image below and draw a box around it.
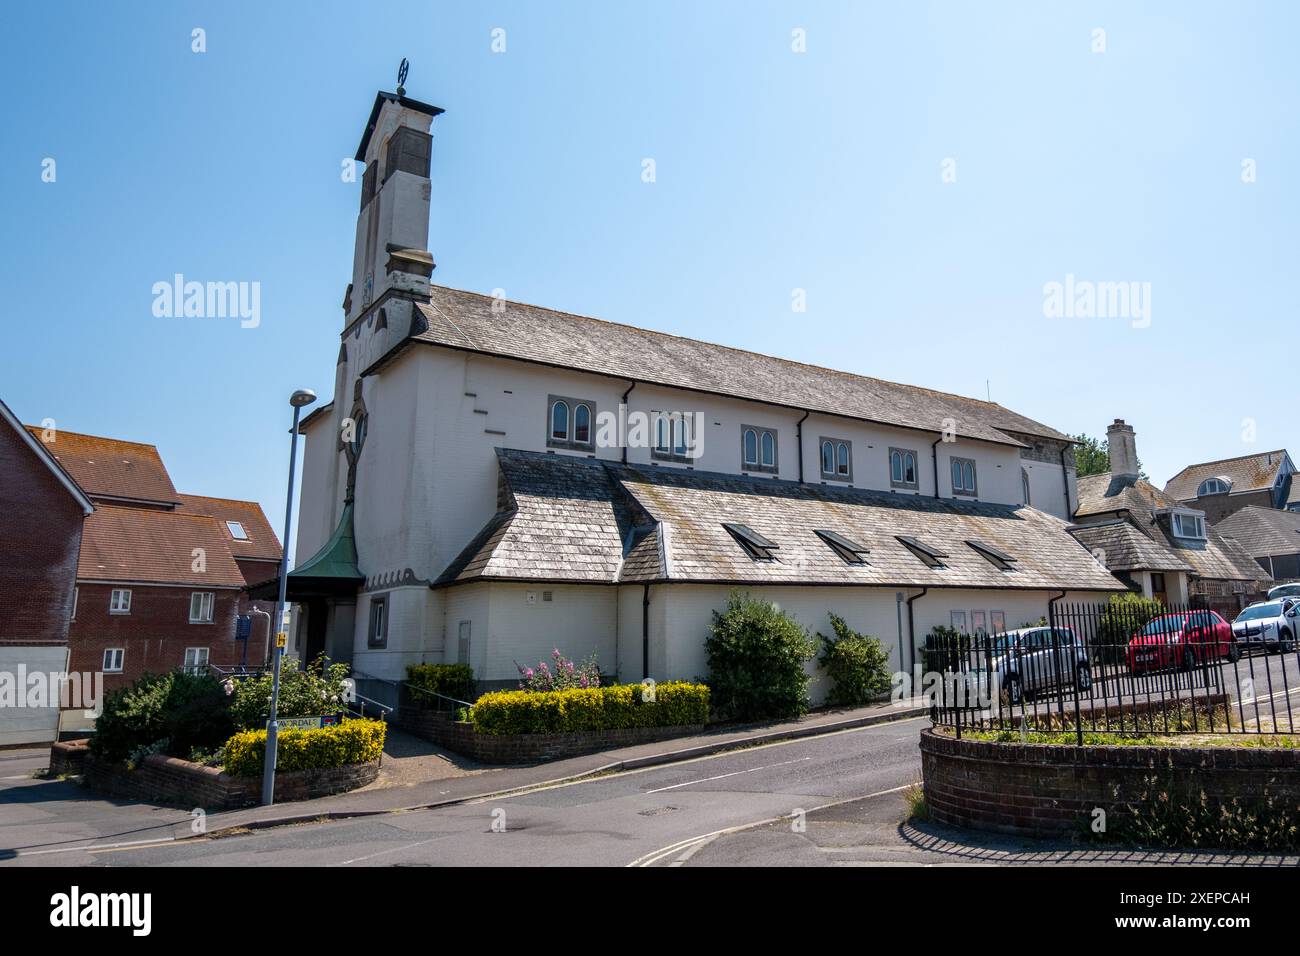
[183,647,210,675]
[109,588,132,614]
[1172,511,1207,540]
[189,591,214,624]
[741,425,778,474]
[951,457,978,496]
[819,437,852,481]
[651,412,696,463]
[547,395,596,450]
[103,648,124,673]
[71,586,78,622]
[226,520,249,540]
[890,447,919,490]
[1197,477,1230,496]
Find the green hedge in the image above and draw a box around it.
[89,671,235,763]
[405,663,476,703]
[222,719,387,778]
[469,682,709,736]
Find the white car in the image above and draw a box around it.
[1267,583,1300,601]
[988,626,1092,704]
[1231,599,1298,654]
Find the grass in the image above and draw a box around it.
[903,783,930,822]
[950,727,1300,748]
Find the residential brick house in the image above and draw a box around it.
[267,84,1127,704]
[1164,449,1296,523]
[1070,420,1269,617]
[0,400,93,746]
[22,426,280,731]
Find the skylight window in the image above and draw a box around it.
[966,539,1017,571]
[816,530,870,564]
[723,523,779,560]
[226,520,249,541]
[896,535,948,569]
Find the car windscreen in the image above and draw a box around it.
[1237,603,1281,622]
[1139,616,1184,636]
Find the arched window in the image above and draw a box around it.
[743,429,758,466]
[550,401,569,441]
[351,413,368,455]
[951,460,962,489]
[963,461,975,490]
[760,431,775,467]
[822,441,835,475]
[574,404,591,444]
[1197,477,1230,496]
[673,417,688,456]
[656,416,670,453]
[903,452,916,483]
[836,442,850,476]
[891,451,903,482]
[1022,467,1031,505]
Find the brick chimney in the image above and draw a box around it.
[1107,419,1139,479]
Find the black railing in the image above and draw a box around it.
[925,599,1298,743]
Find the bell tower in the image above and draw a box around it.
[345,65,444,326]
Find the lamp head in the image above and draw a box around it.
[289,389,317,408]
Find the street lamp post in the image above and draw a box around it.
[262,388,316,807]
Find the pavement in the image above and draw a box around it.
[0,698,926,862]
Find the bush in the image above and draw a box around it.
[222,718,387,778]
[406,663,476,703]
[228,657,351,731]
[89,671,235,764]
[1097,592,1166,663]
[515,649,601,692]
[706,593,816,721]
[817,613,892,706]
[469,682,709,735]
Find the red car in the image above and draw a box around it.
[1126,610,1239,672]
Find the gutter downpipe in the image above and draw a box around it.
[621,381,637,465]
[905,587,929,682]
[796,410,810,484]
[931,438,943,498]
[1059,446,1074,518]
[642,583,652,679]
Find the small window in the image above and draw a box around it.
[1172,512,1206,540]
[1197,477,1231,496]
[183,647,210,675]
[967,540,1017,572]
[103,648,124,673]
[950,611,967,634]
[652,412,696,462]
[71,586,78,622]
[951,457,977,496]
[368,596,388,648]
[897,535,948,569]
[351,413,368,455]
[457,620,471,666]
[819,438,852,481]
[741,426,778,473]
[723,523,779,560]
[189,591,215,623]
[109,589,132,614]
[1021,468,1031,506]
[816,529,870,564]
[890,447,920,489]
[226,520,249,541]
[989,610,1007,634]
[547,396,596,450]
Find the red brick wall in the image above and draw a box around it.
[68,583,251,692]
[0,424,85,644]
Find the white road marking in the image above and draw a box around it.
[643,756,812,794]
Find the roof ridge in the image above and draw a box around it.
[23,424,163,452]
[431,285,1031,422]
[1168,449,1290,478]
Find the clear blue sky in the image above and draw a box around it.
[3,1,1296,560]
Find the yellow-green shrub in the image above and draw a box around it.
[222,718,387,777]
[469,682,709,735]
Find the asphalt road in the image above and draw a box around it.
[39,716,930,868]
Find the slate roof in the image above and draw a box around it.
[1073,473,1268,583]
[78,505,246,587]
[1215,506,1300,559]
[1164,450,1291,501]
[1068,520,1193,574]
[376,285,1070,446]
[178,494,282,563]
[437,449,1124,592]
[25,426,179,506]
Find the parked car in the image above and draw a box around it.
[988,626,1091,704]
[1126,610,1238,672]
[1231,599,1298,654]
[1267,583,1300,602]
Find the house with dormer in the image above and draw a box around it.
[271,83,1129,702]
[1165,449,1297,523]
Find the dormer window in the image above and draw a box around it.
[723,523,779,560]
[967,539,1017,572]
[547,396,596,451]
[653,412,696,463]
[951,457,977,497]
[819,438,852,481]
[1197,477,1231,496]
[816,530,870,564]
[897,535,948,569]
[741,426,778,474]
[1172,511,1207,540]
[890,448,919,490]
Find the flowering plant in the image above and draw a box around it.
[516,649,602,692]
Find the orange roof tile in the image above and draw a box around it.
[25,426,178,505]
[78,505,245,587]
[177,494,282,562]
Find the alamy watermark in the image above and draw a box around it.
[1043,273,1151,328]
[152,274,261,328]
[0,668,103,716]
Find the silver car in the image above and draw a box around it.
[1231,599,1298,654]
[989,626,1092,704]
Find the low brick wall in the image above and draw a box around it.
[65,746,379,811]
[398,707,705,764]
[920,726,1300,839]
